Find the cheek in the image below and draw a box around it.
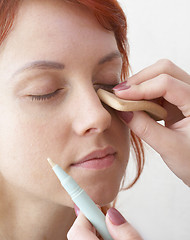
[0,112,73,204]
[110,109,130,166]
[0,110,70,159]
[102,111,130,203]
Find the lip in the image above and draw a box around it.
[71,146,116,170]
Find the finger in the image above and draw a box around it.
[120,111,190,185]
[106,208,143,240]
[67,211,97,240]
[128,59,190,85]
[118,111,179,158]
[115,75,190,117]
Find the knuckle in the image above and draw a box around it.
[141,123,150,139]
[159,73,173,86]
[156,59,175,73]
[136,118,151,139]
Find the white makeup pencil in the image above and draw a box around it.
[47,158,113,240]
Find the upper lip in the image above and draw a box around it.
[72,146,116,165]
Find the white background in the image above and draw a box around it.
[116,1,190,240]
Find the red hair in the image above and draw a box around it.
[0,0,144,189]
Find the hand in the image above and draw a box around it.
[67,207,142,240]
[113,59,190,186]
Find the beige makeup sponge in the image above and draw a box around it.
[97,89,167,121]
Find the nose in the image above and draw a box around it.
[71,88,112,136]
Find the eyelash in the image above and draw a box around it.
[29,84,117,102]
[29,89,61,101]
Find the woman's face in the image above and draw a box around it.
[0,0,129,207]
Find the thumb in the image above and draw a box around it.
[67,210,97,240]
[118,110,178,157]
[106,208,143,240]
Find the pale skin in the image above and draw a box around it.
[0,0,131,239]
[68,208,143,240]
[1,0,189,240]
[69,62,190,239]
[117,60,190,187]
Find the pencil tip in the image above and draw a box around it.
[47,158,56,168]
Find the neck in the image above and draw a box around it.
[0,182,76,240]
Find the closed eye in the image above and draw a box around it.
[29,89,62,101]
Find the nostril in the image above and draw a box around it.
[85,128,98,135]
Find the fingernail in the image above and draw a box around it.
[107,208,127,226]
[113,81,131,91]
[74,204,80,216]
[118,111,134,123]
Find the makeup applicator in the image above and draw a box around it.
[47,158,113,240]
[97,89,167,121]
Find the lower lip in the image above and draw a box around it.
[72,154,115,170]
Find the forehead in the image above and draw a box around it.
[0,0,117,78]
[15,0,107,36]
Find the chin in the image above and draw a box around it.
[84,182,121,207]
[95,192,118,207]
[55,188,117,210]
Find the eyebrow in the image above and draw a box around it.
[12,51,122,77]
[13,61,65,77]
[98,51,122,65]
